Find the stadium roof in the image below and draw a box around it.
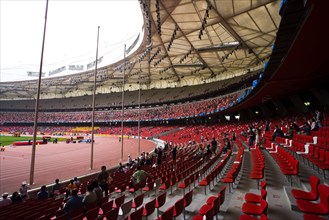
[0,0,281,100]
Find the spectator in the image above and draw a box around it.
[19,181,29,200]
[127,155,133,167]
[145,152,152,165]
[74,177,81,188]
[272,125,284,141]
[172,145,177,161]
[211,137,217,154]
[97,166,112,197]
[37,185,49,200]
[300,121,311,136]
[50,179,61,197]
[90,180,103,204]
[66,179,76,198]
[203,144,212,158]
[265,120,271,131]
[11,192,22,203]
[132,166,152,185]
[223,135,231,153]
[157,147,163,165]
[248,127,255,147]
[117,163,124,172]
[310,118,319,131]
[0,192,12,208]
[285,125,294,139]
[315,109,323,128]
[63,189,83,217]
[83,184,97,206]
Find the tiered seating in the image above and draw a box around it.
[250,146,265,189]
[268,146,299,186]
[222,144,245,192]
[295,184,329,217]
[240,181,268,219]
[199,150,231,194]
[291,176,320,201]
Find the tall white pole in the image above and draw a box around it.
[90,26,100,170]
[121,45,126,161]
[138,64,141,155]
[29,0,49,186]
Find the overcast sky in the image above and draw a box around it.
[0,0,144,82]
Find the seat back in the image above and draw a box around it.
[99,195,109,206]
[204,204,215,220]
[260,181,267,190]
[261,200,268,215]
[120,200,132,217]
[156,192,167,208]
[160,206,174,220]
[133,193,144,209]
[130,206,143,220]
[318,184,329,214]
[211,195,220,215]
[101,200,113,213]
[85,207,99,220]
[184,190,193,208]
[219,186,226,206]
[115,194,125,208]
[183,178,190,187]
[154,178,161,190]
[173,197,185,217]
[106,207,119,220]
[309,176,320,200]
[143,198,156,217]
[85,201,97,211]
[261,189,267,200]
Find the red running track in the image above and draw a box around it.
[0,136,157,194]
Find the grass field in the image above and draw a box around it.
[0,136,66,146]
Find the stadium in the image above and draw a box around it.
[0,0,329,219]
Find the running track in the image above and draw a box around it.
[0,136,157,194]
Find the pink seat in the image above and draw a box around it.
[159,180,170,191]
[84,207,99,220]
[156,206,174,220]
[142,198,156,219]
[178,178,190,195]
[244,189,267,203]
[193,204,214,220]
[129,206,143,220]
[183,190,193,219]
[206,186,226,207]
[105,207,119,220]
[113,194,125,208]
[132,193,144,210]
[173,197,185,219]
[155,192,166,217]
[142,180,154,196]
[200,196,220,219]
[292,176,320,201]
[242,200,268,216]
[100,200,113,215]
[296,184,329,215]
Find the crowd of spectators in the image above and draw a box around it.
[0,92,239,124]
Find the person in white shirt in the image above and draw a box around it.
[0,193,12,208]
[19,181,30,200]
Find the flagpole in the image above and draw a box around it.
[90,26,100,170]
[138,64,141,156]
[121,44,126,161]
[29,0,49,186]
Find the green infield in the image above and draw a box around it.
[0,136,66,146]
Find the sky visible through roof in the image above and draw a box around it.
[0,0,143,82]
